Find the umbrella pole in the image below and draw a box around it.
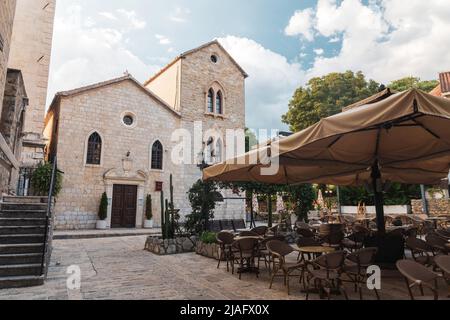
[371,162,386,235]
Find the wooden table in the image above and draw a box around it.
[234,236,263,241]
[294,246,336,255]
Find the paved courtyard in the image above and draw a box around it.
[0,235,447,300]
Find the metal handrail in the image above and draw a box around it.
[41,156,58,276]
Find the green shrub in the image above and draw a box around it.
[98,192,108,221]
[31,162,63,197]
[200,232,217,244]
[145,194,153,220]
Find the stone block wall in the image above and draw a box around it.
[411,199,450,217]
[0,0,16,106]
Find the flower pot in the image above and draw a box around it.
[144,220,154,229]
[96,220,108,230]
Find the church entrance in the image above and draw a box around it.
[111,185,137,228]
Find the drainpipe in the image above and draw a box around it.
[420,185,429,216]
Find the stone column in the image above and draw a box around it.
[105,184,113,229]
[136,185,145,228]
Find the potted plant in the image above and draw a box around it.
[96,192,108,230]
[144,194,153,229]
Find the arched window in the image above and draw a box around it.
[207,89,214,113]
[86,132,102,165]
[151,140,163,170]
[216,91,223,114]
[215,139,223,163]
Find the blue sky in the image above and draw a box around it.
[48,0,450,132]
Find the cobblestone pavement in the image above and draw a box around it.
[0,236,448,300]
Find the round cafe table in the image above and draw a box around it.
[295,246,336,255]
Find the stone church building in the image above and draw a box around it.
[44,41,248,230]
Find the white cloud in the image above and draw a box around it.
[314,48,324,55]
[155,34,171,45]
[47,5,159,106]
[284,8,315,41]
[169,7,191,23]
[99,12,117,21]
[286,0,450,83]
[218,36,305,131]
[116,9,147,29]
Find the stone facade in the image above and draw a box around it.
[8,0,55,169]
[0,69,27,193]
[45,41,247,230]
[0,0,17,194]
[0,0,16,107]
[411,199,450,217]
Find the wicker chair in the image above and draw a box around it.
[257,236,285,271]
[342,231,367,252]
[297,237,322,261]
[266,240,305,295]
[436,229,450,240]
[305,251,348,300]
[426,233,449,255]
[343,247,379,300]
[251,226,268,237]
[239,231,260,237]
[296,228,316,239]
[405,237,435,267]
[435,255,450,298]
[233,238,260,280]
[216,231,237,273]
[397,260,441,300]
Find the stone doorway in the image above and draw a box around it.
[111,185,138,228]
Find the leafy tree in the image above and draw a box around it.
[340,183,421,206]
[282,71,380,132]
[245,128,258,152]
[31,162,63,197]
[388,77,439,93]
[284,184,316,222]
[185,180,218,234]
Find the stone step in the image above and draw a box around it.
[0,210,47,219]
[2,196,47,204]
[0,264,42,277]
[0,203,48,211]
[0,243,44,254]
[0,234,45,245]
[0,275,44,289]
[0,253,43,265]
[0,226,46,235]
[0,218,47,227]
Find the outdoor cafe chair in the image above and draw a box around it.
[341,231,366,252]
[239,231,260,237]
[296,228,316,239]
[343,247,380,300]
[396,260,441,300]
[406,237,435,267]
[436,229,450,241]
[435,255,450,297]
[232,237,260,280]
[256,236,287,272]
[426,233,449,255]
[295,221,311,231]
[217,231,237,273]
[304,251,348,300]
[268,224,279,236]
[266,240,305,295]
[232,219,246,232]
[251,226,268,237]
[297,237,322,261]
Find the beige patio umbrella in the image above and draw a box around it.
[204,89,450,234]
